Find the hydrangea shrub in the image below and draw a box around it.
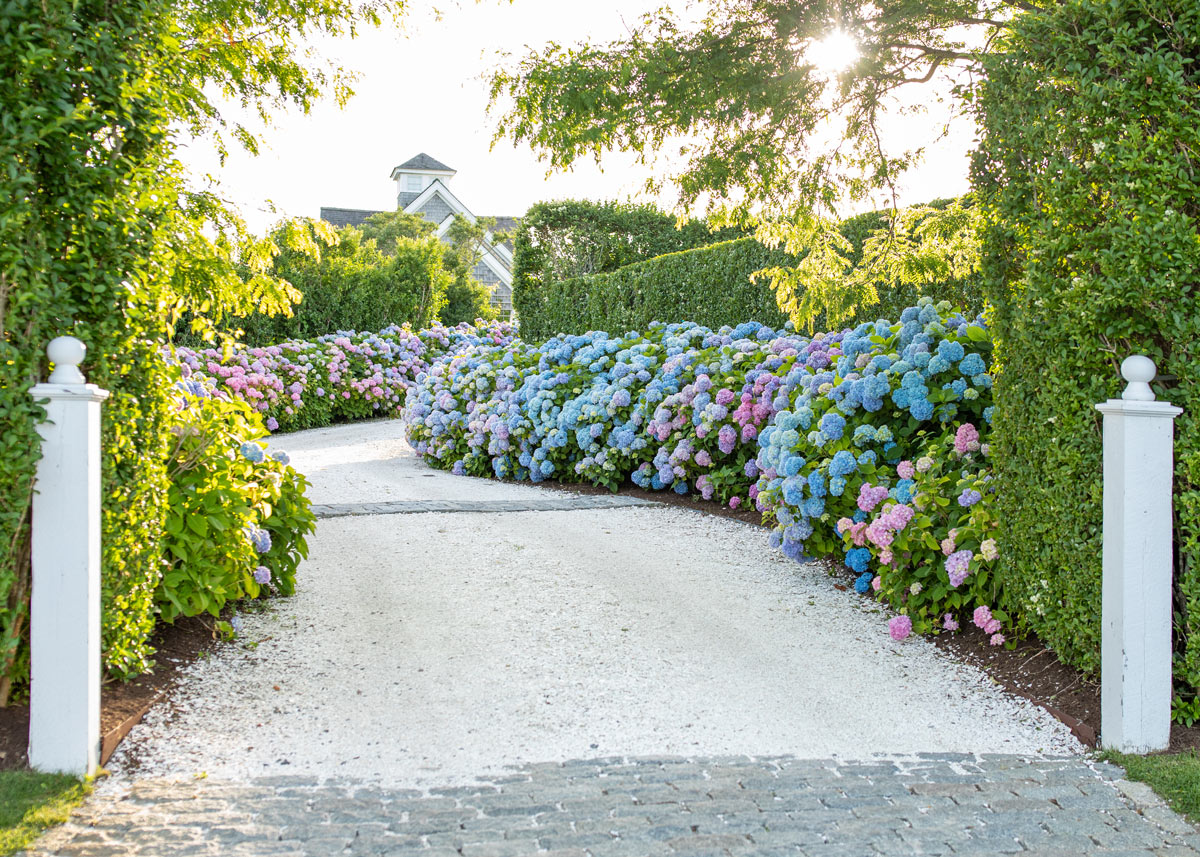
[159,379,315,622]
[175,320,516,434]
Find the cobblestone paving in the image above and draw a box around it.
[309,496,658,519]
[27,755,1200,856]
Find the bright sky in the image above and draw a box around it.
[182,0,974,234]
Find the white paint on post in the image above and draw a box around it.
[28,336,109,776]
[1097,355,1182,754]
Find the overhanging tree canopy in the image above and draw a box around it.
[489,0,1023,326]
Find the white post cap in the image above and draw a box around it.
[1121,354,1157,402]
[47,336,87,385]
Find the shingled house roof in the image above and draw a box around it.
[393,153,454,173]
[319,207,383,229]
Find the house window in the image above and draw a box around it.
[405,175,423,193]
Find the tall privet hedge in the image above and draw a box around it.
[512,200,744,336]
[0,0,178,698]
[973,0,1200,704]
[529,238,792,337]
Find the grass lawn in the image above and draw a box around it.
[1101,749,1200,824]
[0,770,90,856]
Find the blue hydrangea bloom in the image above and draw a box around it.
[819,412,846,441]
[845,547,872,573]
[829,450,858,477]
[959,353,986,376]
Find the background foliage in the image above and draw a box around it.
[974,0,1200,709]
[517,202,984,341]
[234,224,449,346]
[523,238,789,340]
[358,210,501,325]
[489,0,1013,328]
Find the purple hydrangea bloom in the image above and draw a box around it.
[945,549,973,586]
[253,565,271,585]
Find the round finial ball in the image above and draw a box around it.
[47,336,86,368]
[1121,354,1156,384]
[46,336,87,384]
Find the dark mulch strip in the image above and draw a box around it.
[534,474,1200,753]
[0,614,225,772]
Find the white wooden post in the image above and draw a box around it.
[1097,355,1181,753]
[28,336,108,776]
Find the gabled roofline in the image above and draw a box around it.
[402,178,472,220]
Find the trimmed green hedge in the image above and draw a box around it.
[527,237,790,337]
[974,0,1200,710]
[512,199,744,335]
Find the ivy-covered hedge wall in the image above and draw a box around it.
[0,0,180,700]
[974,0,1200,711]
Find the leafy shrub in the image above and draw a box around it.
[159,383,314,622]
[972,0,1200,707]
[441,277,499,326]
[359,210,503,325]
[402,299,1001,637]
[236,227,450,346]
[176,320,517,434]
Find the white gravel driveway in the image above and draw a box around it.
[110,418,1080,788]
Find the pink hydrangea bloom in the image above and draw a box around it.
[888,615,913,641]
[857,483,889,513]
[896,460,916,479]
[989,633,1005,646]
[973,605,993,630]
[871,575,882,591]
[865,521,895,548]
[954,423,981,455]
[984,618,1002,635]
[729,496,741,510]
[943,614,959,631]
